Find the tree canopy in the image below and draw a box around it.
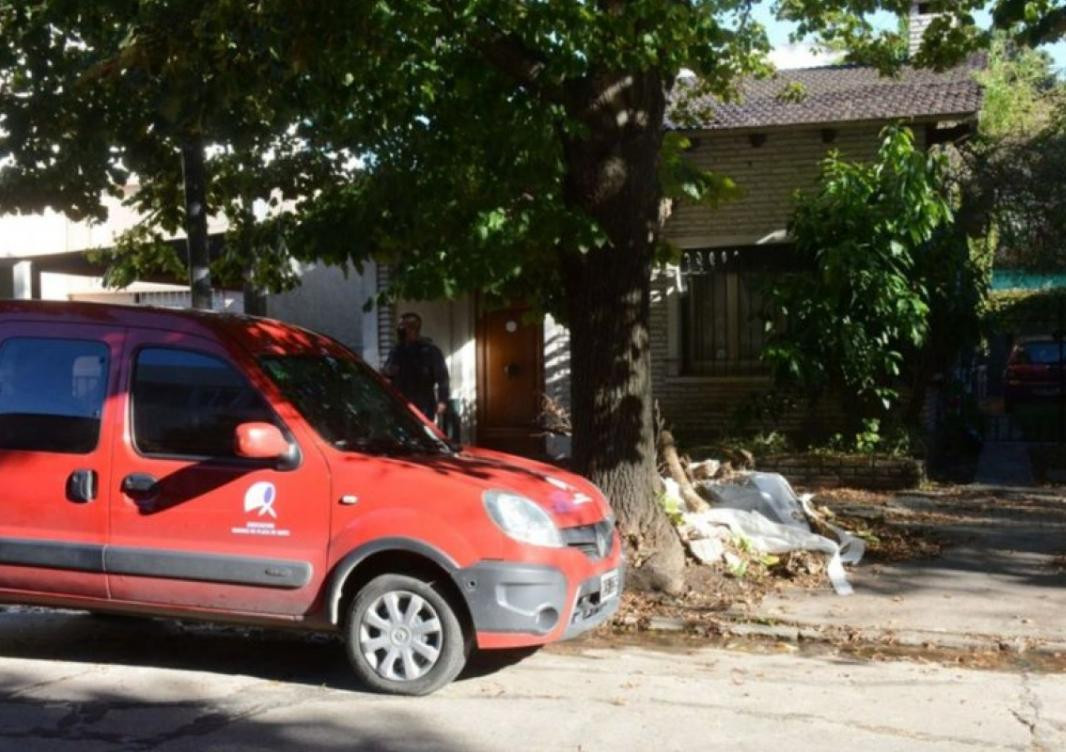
[780,0,1066,71]
[963,36,1066,271]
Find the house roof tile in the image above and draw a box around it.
[669,59,983,131]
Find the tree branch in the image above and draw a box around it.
[1022,7,1066,46]
[994,0,1066,46]
[471,24,565,104]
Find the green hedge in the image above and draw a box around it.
[985,288,1066,330]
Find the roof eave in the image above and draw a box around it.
[669,110,980,137]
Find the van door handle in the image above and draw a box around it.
[66,469,98,503]
[122,473,159,495]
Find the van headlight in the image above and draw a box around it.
[483,490,564,548]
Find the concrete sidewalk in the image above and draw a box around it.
[743,486,1066,653]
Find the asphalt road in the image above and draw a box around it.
[0,607,1062,752]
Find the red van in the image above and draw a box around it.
[0,301,622,695]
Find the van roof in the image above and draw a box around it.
[0,300,342,357]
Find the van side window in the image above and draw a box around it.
[0,338,109,454]
[132,348,278,459]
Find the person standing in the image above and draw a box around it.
[383,312,450,422]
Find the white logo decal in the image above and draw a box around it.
[545,476,572,491]
[545,476,593,506]
[244,482,278,519]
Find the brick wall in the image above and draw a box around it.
[666,123,887,248]
[758,453,926,490]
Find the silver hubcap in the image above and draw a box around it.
[359,590,443,682]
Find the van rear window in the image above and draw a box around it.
[0,338,109,454]
[1021,342,1063,365]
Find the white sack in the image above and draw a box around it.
[684,472,865,596]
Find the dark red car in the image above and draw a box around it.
[1004,337,1064,412]
[0,301,622,695]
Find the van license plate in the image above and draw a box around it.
[600,570,620,601]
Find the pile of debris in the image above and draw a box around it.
[658,430,865,596]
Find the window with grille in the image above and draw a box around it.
[679,246,791,377]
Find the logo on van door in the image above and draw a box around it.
[244,482,278,519]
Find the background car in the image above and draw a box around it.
[1003,336,1065,413]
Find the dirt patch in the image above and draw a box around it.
[567,627,1066,674]
[812,487,895,506]
[612,566,754,634]
[801,487,947,562]
[611,553,837,634]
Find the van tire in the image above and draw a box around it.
[344,573,469,695]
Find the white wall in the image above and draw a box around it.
[0,185,228,260]
[0,198,137,259]
[0,186,234,304]
[266,261,375,352]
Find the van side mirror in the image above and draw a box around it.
[235,422,290,460]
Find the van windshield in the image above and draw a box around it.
[259,355,451,455]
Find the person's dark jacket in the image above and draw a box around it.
[383,337,450,419]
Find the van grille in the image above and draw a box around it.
[560,519,615,560]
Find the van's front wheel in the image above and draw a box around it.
[345,573,469,695]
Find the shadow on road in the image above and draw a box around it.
[0,607,536,692]
[0,661,477,751]
[0,609,360,691]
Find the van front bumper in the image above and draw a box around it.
[453,560,624,649]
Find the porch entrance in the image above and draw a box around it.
[476,304,544,457]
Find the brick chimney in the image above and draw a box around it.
[908,2,937,59]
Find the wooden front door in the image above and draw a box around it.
[476,305,544,457]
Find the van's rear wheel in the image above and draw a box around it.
[345,573,469,695]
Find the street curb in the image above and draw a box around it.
[640,615,1066,656]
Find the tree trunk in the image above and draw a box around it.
[243,265,268,317]
[560,71,685,593]
[180,137,213,310]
